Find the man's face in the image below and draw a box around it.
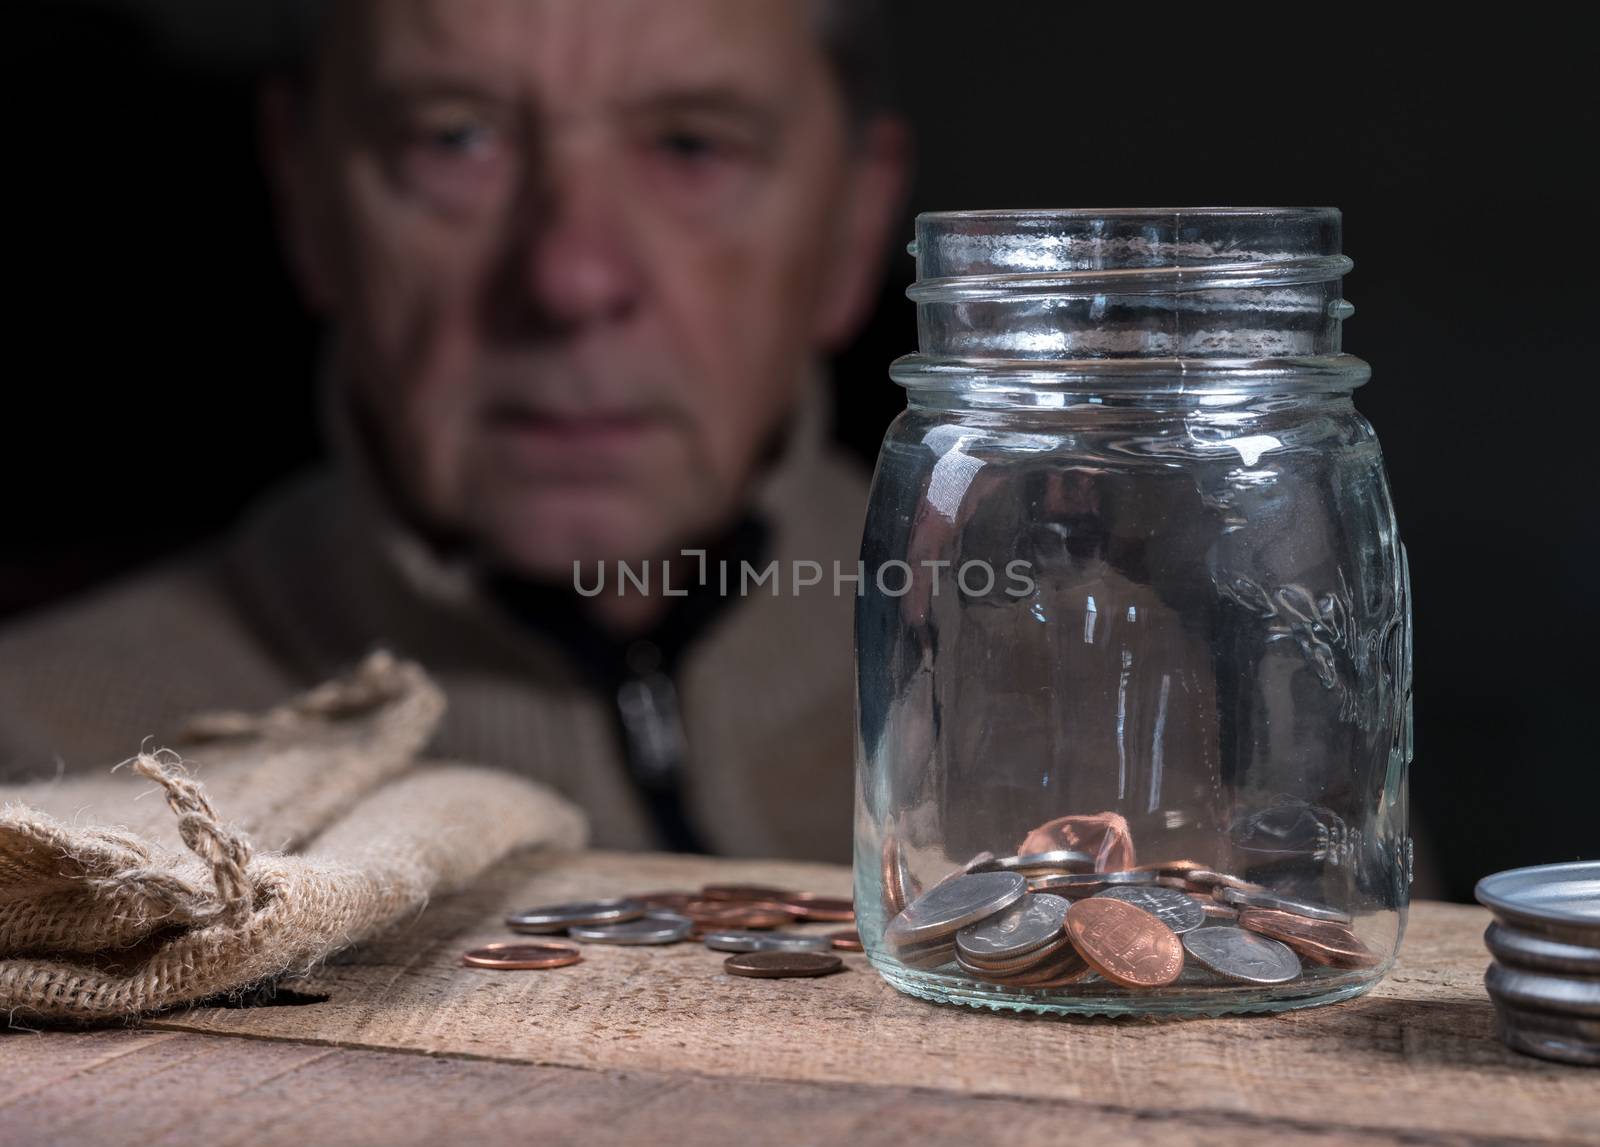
[281,0,900,576]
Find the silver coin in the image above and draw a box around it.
[1028,870,1157,895]
[886,872,1028,946]
[973,850,1095,875]
[1182,925,1302,984]
[1095,885,1207,934]
[1214,885,1352,924]
[568,911,693,945]
[506,898,646,933]
[956,893,1071,961]
[701,930,834,954]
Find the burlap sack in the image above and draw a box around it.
[0,651,587,1023]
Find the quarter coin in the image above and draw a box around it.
[568,911,694,945]
[885,871,1029,947]
[724,951,845,979]
[1094,885,1207,934]
[462,942,582,970]
[1182,926,1302,983]
[506,898,645,933]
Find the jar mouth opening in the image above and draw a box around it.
[915,206,1340,224]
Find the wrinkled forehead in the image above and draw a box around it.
[324,0,828,107]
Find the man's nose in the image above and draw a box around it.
[504,161,643,337]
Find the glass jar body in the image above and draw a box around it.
[854,386,1412,1015]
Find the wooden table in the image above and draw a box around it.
[4,851,1596,1145]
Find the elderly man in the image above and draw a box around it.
[0,0,908,860]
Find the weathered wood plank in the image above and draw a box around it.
[3,1029,1585,1147]
[116,851,1598,1145]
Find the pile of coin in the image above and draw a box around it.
[461,881,858,979]
[882,846,1379,991]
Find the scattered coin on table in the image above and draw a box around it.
[506,898,645,934]
[569,912,696,945]
[702,930,834,954]
[724,951,845,979]
[462,942,583,970]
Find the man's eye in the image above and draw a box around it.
[656,130,726,163]
[426,121,496,155]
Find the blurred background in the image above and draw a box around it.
[3,2,1593,900]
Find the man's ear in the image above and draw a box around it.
[258,78,338,316]
[813,114,912,350]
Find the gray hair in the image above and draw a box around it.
[273,0,895,123]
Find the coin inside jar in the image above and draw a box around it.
[568,911,694,945]
[1093,885,1207,934]
[885,872,1029,948]
[1214,885,1353,924]
[701,930,835,954]
[955,893,1070,962]
[505,898,646,933]
[724,951,844,979]
[972,850,1095,875]
[1236,908,1380,967]
[462,942,582,970]
[1182,925,1302,984]
[1064,896,1184,989]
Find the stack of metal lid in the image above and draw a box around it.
[1475,860,1600,1066]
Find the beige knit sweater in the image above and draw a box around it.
[0,373,870,862]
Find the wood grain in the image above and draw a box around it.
[82,850,1591,1146]
[15,1027,1575,1147]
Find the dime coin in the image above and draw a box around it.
[885,871,1029,947]
[701,930,835,954]
[1215,885,1352,924]
[1182,925,1302,984]
[568,911,694,945]
[827,929,864,952]
[1065,897,1185,989]
[724,951,845,979]
[956,893,1071,962]
[462,942,582,970]
[506,898,645,933]
[1094,885,1207,934]
[1236,908,1380,967]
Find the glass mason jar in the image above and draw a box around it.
[853,208,1413,1015]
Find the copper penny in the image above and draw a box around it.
[724,951,844,979]
[462,942,582,970]
[1064,897,1184,988]
[685,900,797,930]
[1237,908,1381,968]
[882,833,920,916]
[782,893,855,923]
[636,890,697,911]
[827,929,863,951]
[700,883,794,902]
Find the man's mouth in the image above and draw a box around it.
[481,403,671,478]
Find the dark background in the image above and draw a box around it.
[3,4,1594,900]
